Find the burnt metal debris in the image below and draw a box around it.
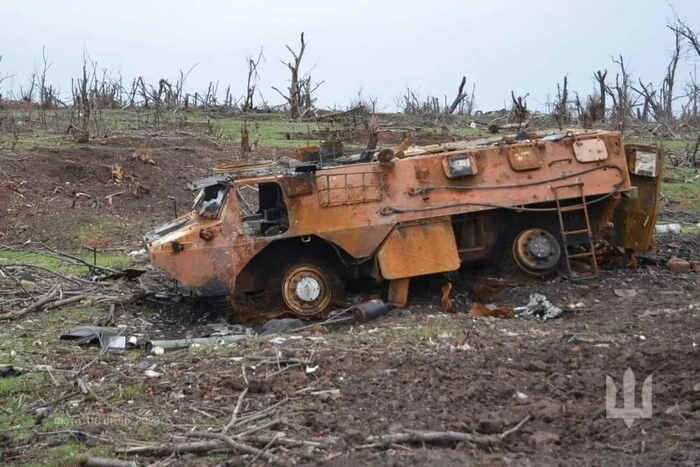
[144,130,664,324]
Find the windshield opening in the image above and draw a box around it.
[238,182,289,236]
[194,183,227,219]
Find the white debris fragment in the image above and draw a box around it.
[655,223,682,234]
[514,293,563,321]
[311,389,340,401]
[305,365,319,374]
[152,346,165,356]
[144,369,162,378]
[127,248,148,262]
[515,391,528,400]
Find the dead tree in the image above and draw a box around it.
[594,70,608,121]
[668,12,700,59]
[631,29,680,122]
[668,13,700,123]
[71,55,91,143]
[553,76,569,129]
[605,55,635,129]
[37,48,55,128]
[682,66,699,121]
[243,48,264,112]
[272,33,322,119]
[446,76,467,114]
[510,91,529,128]
[0,55,15,106]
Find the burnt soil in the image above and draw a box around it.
[0,137,699,466]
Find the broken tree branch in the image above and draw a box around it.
[0,286,59,321]
[447,76,467,114]
[362,415,532,449]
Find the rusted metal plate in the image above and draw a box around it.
[377,218,460,280]
[317,224,394,258]
[278,173,314,198]
[508,146,544,171]
[441,153,478,178]
[611,145,664,250]
[573,138,608,162]
[315,170,383,207]
[295,146,320,161]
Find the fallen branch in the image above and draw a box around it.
[0,364,79,377]
[188,431,278,463]
[81,457,137,467]
[38,242,118,274]
[0,264,34,299]
[116,436,281,464]
[114,440,222,456]
[223,365,250,432]
[362,415,531,449]
[0,286,59,321]
[244,435,278,467]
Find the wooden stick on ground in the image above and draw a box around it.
[187,432,278,463]
[0,286,59,321]
[223,366,249,432]
[81,457,137,467]
[362,415,532,449]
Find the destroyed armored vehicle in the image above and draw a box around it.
[145,131,663,323]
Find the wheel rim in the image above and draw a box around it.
[512,228,561,276]
[282,265,332,317]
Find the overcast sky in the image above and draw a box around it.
[1,0,699,112]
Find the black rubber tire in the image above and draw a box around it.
[228,257,345,324]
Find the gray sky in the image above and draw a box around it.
[1,0,699,112]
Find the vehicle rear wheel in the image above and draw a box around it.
[511,228,562,276]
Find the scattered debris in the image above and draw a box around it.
[656,223,682,234]
[351,299,389,322]
[513,293,564,321]
[132,145,156,165]
[81,457,137,467]
[667,256,692,273]
[260,318,304,335]
[469,303,513,319]
[59,326,135,350]
[613,288,638,298]
[441,282,455,313]
[145,334,252,354]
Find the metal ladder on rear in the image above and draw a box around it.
[551,182,599,279]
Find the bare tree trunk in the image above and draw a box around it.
[243,48,264,112]
[271,33,321,119]
[447,76,467,114]
[554,76,569,130]
[594,70,608,120]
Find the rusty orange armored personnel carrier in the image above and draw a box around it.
[145,130,662,323]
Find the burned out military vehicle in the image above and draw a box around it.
[145,131,662,323]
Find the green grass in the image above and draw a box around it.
[661,182,700,211]
[2,108,489,152]
[0,250,129,275]
[626,138,690,152]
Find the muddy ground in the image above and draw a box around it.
[0,134,699,466]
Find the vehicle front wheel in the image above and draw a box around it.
[280,263,343,318]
